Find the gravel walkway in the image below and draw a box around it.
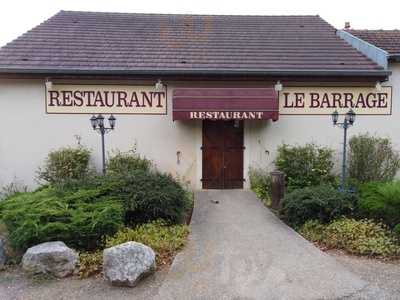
[0,267,167,300]
[328,250,400,300]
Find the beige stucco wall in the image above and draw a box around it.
[0,66,399,191]
[246,63,400,179]
[0,79,201,189]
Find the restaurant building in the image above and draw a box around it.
[0,11,398,189]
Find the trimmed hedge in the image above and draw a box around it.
[280,185,356,227]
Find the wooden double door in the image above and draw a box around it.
[202,120,244,189]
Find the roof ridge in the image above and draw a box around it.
[59,10,321,18]
[348,29,400,32]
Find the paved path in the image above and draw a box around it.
[156,190,366,300]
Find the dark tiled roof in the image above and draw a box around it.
[347,30,400,55]
[0,11,387,75]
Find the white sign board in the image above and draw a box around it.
[46,84,167,115]
[279,86,392,115]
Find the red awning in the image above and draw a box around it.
[172,88,279,121]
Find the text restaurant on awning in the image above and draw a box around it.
[172,88,279,121]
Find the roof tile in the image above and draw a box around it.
[347,29,400,55]
[0,11,385,75]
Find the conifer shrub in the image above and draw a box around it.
[0,187,123,251]
[358,181,400,227]
[55,169,191,225]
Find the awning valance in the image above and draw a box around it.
[172,88,279,121]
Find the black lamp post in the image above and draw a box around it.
[90,114,116,175]
[331,109,356,191]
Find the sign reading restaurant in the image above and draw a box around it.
[46,84,167,114]
[279,86,392,115]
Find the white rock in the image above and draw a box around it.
[22,241,78,278]
[103,241,156,287]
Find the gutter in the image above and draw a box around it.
[0,67,391,78]
[389,54,400,63]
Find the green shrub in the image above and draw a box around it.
[0,187,123,251]
[394,224,400,236]
[78,251,103,278]
[37,146,91,184]
[348,133,400,184]
[77,221,189,277]
[0,179,28,201]
[107,149,152,175]
[299,220,325,243]
[299,218,400,257]
[280,185,356,227]
[323,218,399,257]
[358,181,400,227]
[53,170,191,225]
[249,167,272,205]
[275,143,335,191]
[105,220,189,266]
[105,170,191,225]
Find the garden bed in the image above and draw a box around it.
[0,145,193,279]
[250,135,400,260]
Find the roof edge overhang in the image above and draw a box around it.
[389,54,400,63]
[0,68,391,78]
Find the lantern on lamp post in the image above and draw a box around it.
[331,109,356,191]
[90,114,116,175]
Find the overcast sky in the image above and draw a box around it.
[0,0,399,47]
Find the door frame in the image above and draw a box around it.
[201,120,245,189]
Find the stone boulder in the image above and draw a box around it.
[0,238,6,269]
[103,241,156,287]
[22,241,78,278]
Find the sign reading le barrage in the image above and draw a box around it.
[279,86,392,115]
[46,84,167,115]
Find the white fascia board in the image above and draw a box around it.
[337,30,389,69]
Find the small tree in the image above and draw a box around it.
[107,149,152,175]
[37,146,91,184]
[348,133,400,184]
